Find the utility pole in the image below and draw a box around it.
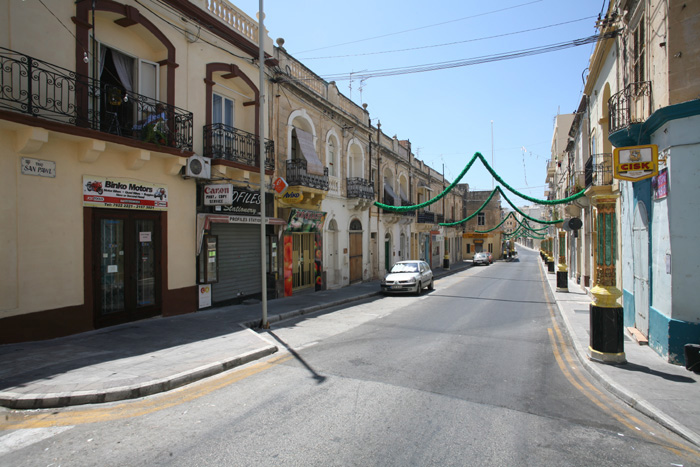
[258,0,268,329]
[491,120,494,190]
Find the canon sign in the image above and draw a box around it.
[203,183,234,206]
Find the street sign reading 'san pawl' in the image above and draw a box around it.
[613,144,658,181]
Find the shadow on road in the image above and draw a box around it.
[267,331,327,384]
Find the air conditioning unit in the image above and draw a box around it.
[185,155,211,179]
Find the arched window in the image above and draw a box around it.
[350,219,362,231]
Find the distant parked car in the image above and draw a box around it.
[381,260,434,295]
[473,252,490,266]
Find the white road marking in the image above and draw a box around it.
[0,426,74,456]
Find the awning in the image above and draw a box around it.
[399,186,409,204]
[383,180,398,202]
[294,128,325,176]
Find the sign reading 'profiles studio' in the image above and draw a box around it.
[613,144,659,181]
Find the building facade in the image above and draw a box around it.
[549,0,700,364]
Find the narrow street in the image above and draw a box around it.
[2,249,698,466]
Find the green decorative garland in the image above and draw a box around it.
[375,152,585,214]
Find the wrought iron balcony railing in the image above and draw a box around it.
[286,159,329,190]
[436,213,445,224]
[203,123,274,171]
[401,200,415,217]
[0,47,193,151]
[585,153,613,187]
[608,81,652,133]
[417,210,435,224]
[346,177,374,199]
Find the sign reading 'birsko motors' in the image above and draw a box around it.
[613,144,659,181]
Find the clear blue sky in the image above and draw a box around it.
[234,0,607,201]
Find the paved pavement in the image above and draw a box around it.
[1,252,698,449]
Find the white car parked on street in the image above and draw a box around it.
[380,260,434,295]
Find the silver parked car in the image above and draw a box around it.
[473,252,490,266]
[381,260,434,295]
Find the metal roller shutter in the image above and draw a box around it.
[211,223,261,302]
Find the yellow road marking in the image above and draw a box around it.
[539,262,699,461]
[1,354,293,430]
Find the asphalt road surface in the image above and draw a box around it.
[2,249,699,466]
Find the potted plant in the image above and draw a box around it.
[141,121,168,147]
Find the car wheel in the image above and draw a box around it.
[428,279,434,291]
[415,282,422,296]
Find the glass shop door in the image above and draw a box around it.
[93,209,161,327]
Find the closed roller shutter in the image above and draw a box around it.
[211,223,261,302]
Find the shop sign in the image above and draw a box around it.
[203,183,233,205]
[198,284,212,309]
[287,208,326,232]
[463,232,488,238]
[219,188,263,215]
[653,168,668,200]
[83,175,168,211]
[281,189,304,203]
[613,144,658,181]
[272,177,289,195]
[21,157,56,178]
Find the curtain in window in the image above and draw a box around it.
[111,48,134,92]
[213,94,222,124]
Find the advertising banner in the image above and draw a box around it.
[83,176,168,210]
[613,144,658,181]
[286,208,326,232]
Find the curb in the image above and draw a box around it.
[539,258,700,448]
[0,344,278,410]
[244,292,383,329]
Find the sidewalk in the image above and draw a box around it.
[534,246,700,448]
[0,261,470,411]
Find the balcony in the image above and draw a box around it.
[0,47,193,151]
[401,200,416,218]
[346,177,374,199]
[203,123,274,171]
[608,81,652,134]
[417,210,435,224]
[286,159,329,190]
[585,153,613,187]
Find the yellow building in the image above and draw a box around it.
[0,0,275,342]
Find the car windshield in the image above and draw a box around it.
[390,263,418,273]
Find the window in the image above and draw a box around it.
[477,212,485,226]
[466,244,471,254]
[488,243,493,253]
[633,20,645,84]
[213,93,234,127]
[327,137,337,177]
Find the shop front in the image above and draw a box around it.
[281,208,327,296]
[83,176,168,328]
[196,184,284,306]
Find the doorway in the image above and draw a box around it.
[633,201,650,336]
[349,220,363,283]
[292,232,315,290]
[93,209,161,327]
